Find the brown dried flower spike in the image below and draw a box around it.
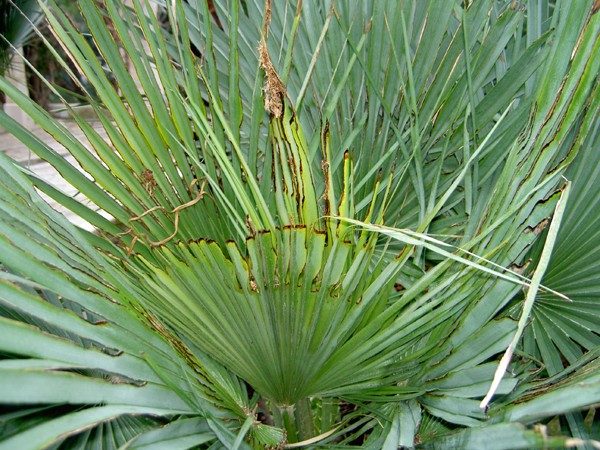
[259,0,286,118]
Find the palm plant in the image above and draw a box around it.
[0,0,46,73]
[0,0,599,448]
[0,0,46,106]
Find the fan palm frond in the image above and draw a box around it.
[0,0,598,448]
